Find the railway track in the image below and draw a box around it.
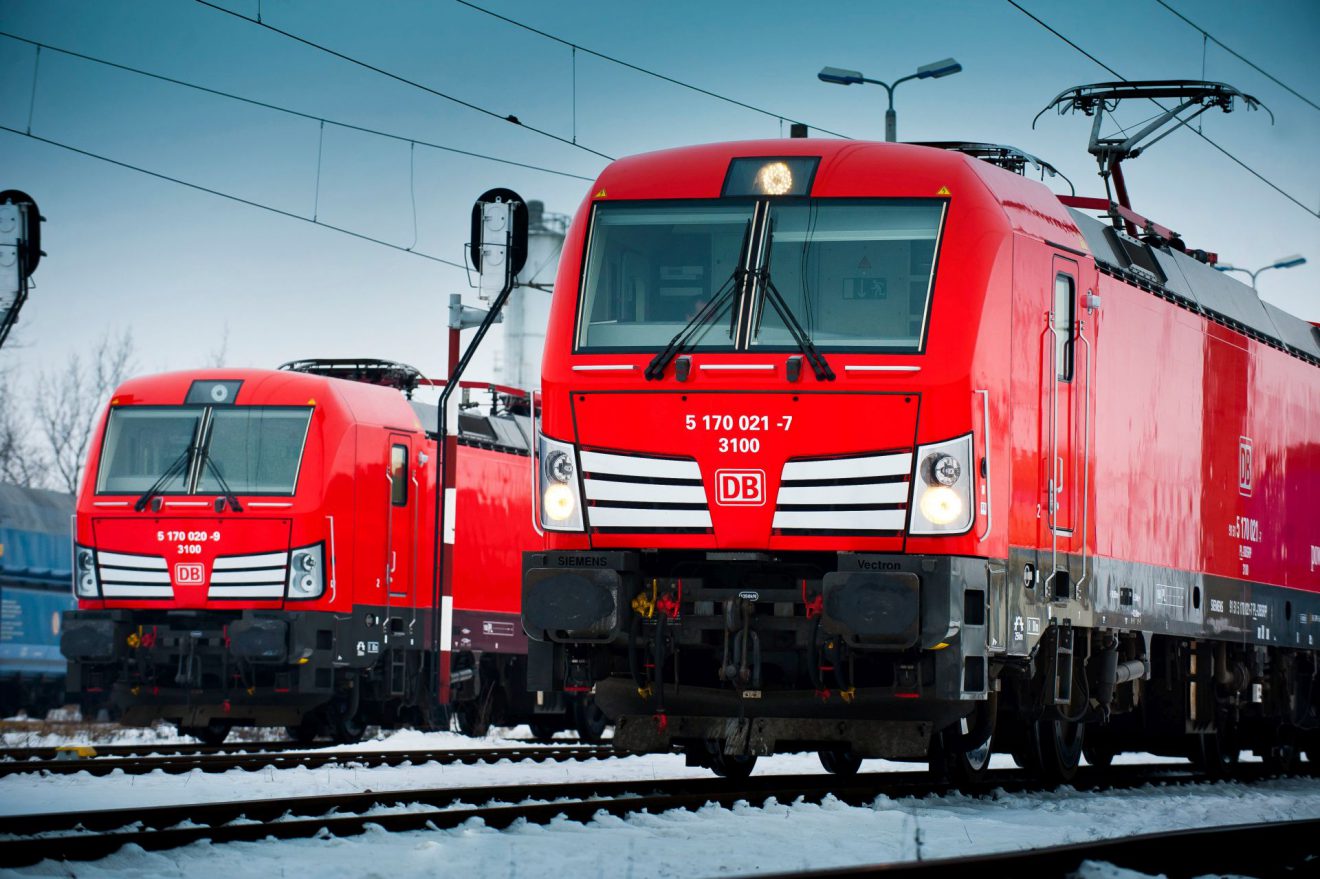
[0,742,613,777]
[0,763,1296,868]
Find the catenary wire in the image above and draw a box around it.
[1006,0,1320,221]
[0,125,470,270]
[193,0,615,161]
[1152,0,1319,113]
[0,32,598,182]
[453,0,854,140]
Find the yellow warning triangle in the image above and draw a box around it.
[594,189,607,198]
[307,398,316,405]
[936,186,951,196]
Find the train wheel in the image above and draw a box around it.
[710,751,757,779]
[330,694,365,744]
[931,728,993,784]
[1082,733,1117,769]
[1260,731,1300,775]
[181,720,232,746]
[285,716,321,745]
[818,748,862,777]
[573,698,609,743]
[1191,731,1239,777]
[528,719,560,740]
[1026,718,1084,784]
[456,685,504,738]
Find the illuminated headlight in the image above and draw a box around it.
[538,435,584,532]
[919,486,963,525]
[544,483,577,522]
[287,544,324,599]
[755,161,793,196]
[74,545,99,597]
[909,434,974,535]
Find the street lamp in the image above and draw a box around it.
[818,57,962,142]
[1215,254,1307,290]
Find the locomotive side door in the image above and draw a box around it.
[386,434,416,608]
[1043,256,1080,596]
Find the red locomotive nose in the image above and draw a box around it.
[571,391,918,550]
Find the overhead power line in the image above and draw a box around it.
[453,0,854,140]
[1152,0,1319,113]
[194,0,615,162]
[0,32,598,183]
[1006,0,1320,221]
[0,124,470,270]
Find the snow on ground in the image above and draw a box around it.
[3,773,1316,879]
[1,724,1307,878]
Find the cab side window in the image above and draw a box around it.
[390,445,408,505]
[1053,274,1075,382]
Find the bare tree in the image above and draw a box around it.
[33,330,136,494]
[206,324,230,368]
[0,363,44,487]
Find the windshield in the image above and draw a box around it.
[576,198,946,352]
[97,409,202,495]
[576,201,753,350]
[755,201,944,350]
[96,406,312,496]
[197,408,312,495]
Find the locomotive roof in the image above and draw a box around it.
[109,368,424,428]
[593,139,1319,365]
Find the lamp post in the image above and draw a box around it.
[1215,254,1307,290]
[818,58,962,142]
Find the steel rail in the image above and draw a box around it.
[0,743,611,778]
[0,763,1296,868]
[752,815,1320,879]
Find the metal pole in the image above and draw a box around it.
[431,280,516,706]
[883,83,896,142]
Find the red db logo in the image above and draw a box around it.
[175,563,205,586]
[716,469,765,506]
[1238,436,1253,498]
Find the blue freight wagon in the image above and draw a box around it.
[0,482,74,718]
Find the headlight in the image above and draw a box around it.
[929,454,961,486]
[74,545,99,597]
[919,486,963,525]
[909,434,974,535]
[545,450,574,483]
[544,482,577,522]
[287,544,324,599]
[538,435,584,532]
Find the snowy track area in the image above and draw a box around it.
[2,726,1318,877]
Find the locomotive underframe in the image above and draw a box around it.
[61,604,437,730]
[524,549,1320,768]
[524,550,991,758]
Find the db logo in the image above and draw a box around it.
[716,469,765,506]
[1238,436,1253,498]
[174,563,205,586]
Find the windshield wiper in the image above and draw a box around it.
[644,272,741,380]
[134,446,194,512]
[199,452,243,512]
[645,219,753,381]
[759,274,835,381]
[754,217,834,381]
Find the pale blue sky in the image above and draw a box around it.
[2,0,1316,384]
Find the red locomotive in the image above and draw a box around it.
[59,360,592,742]
[522,114,1320,776]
